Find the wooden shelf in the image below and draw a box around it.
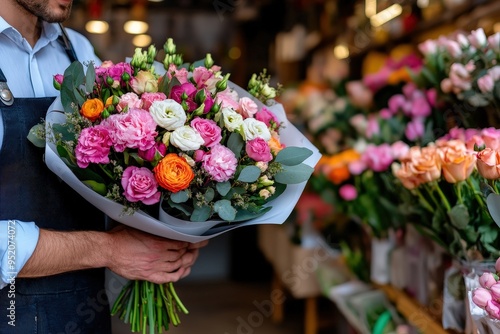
[376,284,460,334]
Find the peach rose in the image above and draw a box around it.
[438,140,476,183]
[153,153,194,193]
[80,98,104,122]
[392,162,421,190]
[477,148,500,180]
[131,70,158,94]
[408,146,441,184]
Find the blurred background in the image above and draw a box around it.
[65,1,500,333]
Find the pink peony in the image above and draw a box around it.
[103,108,158,152]
[202,144,238,182]
[75,125,112,168]
[246,137,273,162]
[121,166,161,205]
[339,184,357,201]
[141,92,167,111]
[190,117,222,147]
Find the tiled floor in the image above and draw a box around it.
[111,280,346,334]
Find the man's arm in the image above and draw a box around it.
[17,225,208,284]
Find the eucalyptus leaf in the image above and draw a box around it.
[274,164,313,184]
[191,205,211,222]
[227,132,244,158]
[214,199,236,221]
[170,190,189,203]
[27,124,46,148]
[166,199,192,217]
[216,181,231,196]
[85,62,96,94]
[237,166,261,182]
[274,147,312,166]
[204,188,215,202]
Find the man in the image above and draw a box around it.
[0,1,208,332]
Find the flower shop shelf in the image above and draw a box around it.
[375,284,459,334]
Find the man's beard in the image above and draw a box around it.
[16,0,72,23]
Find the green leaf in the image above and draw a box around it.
[170,190,189,203]
[85,62,96,94]
[82,180,107,195]
[274,147,313,166]
[274,163,313,184]
[214,199,237,221]
[191,205,211,222]
[227,132,244,158]
[216,181,231,196]
[233,206,272,221]
[448,204,470,229]
[237,166,261,182]
[27,124,46,148]
[204,188,215,202]
[166,198,192,217]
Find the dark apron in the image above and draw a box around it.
[0,29,111,333]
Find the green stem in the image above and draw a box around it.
[414,187,435,213]
[168,282,188,315]
[433,181,451,212]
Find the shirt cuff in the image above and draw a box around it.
[0,220,40,289]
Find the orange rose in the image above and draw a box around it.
[408,146,441,184]
[268,136,283,155]
[80,98,104,121]
[154,153,194,193]
[477,148,500,180]
[439,140,477,183]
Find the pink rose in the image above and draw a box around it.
[366,116,380,139]
[482,127,500,150]
[480,272,498,289]
[473,287,493,308]
[246,137,273,162]
[121,166,161,205]
[379,108,392,119]
[103,108,158,152]
[488,32,500,53]
[491,282,500,301]
[477,148,500,180]
[348,160,367,176]
[405,118,425,141]
[418,39,438,56]
[193,149,206,162]
[214,88,240,110]
[391,141,410,160]
[339,184,357,201]
[117,92,143,112]
[170,82,197,112]
[255,107,279,128]
[141,92,167,111]
[402,82,418,99]
[238,97,259,119]
[388,94,405,114]
[478,74,494,93]
[410,96,431,118]
[138,142,167,162]
[202,144,238,182]
[53,74,63,85]
[167,64,189,84]
[75,125,112,168]
[426,88,437,107]
[190,117,222,147]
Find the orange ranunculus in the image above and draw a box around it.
[80,98,104,121]
[439,140,477,183]
[153,153,194,193]
[477,148,500,180]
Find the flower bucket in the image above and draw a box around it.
[370,237,393,285]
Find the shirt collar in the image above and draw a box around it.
[0,17,61,45]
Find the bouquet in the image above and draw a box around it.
[35,38,320,333]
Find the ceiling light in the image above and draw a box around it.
[370,4,403,27]
[124,20,149,34]
[132,34,152,48]
[334,45,349,59]
[85,20,109,34]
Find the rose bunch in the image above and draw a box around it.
[44,38,313,334]
[416,27,500,128]
[392,127,500,260]
[471,258,500,320]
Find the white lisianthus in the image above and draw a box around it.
[242,118,271,141]
[179,153,196,167]
[149,99,186,131]
[170,126,205,151]
[222,107,244,132]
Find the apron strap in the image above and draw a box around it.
[0,23,78,107]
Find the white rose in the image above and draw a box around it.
[222,107,243,132]
[149,99,186,131]
[170,126,205,151]
[242,118,271,141]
